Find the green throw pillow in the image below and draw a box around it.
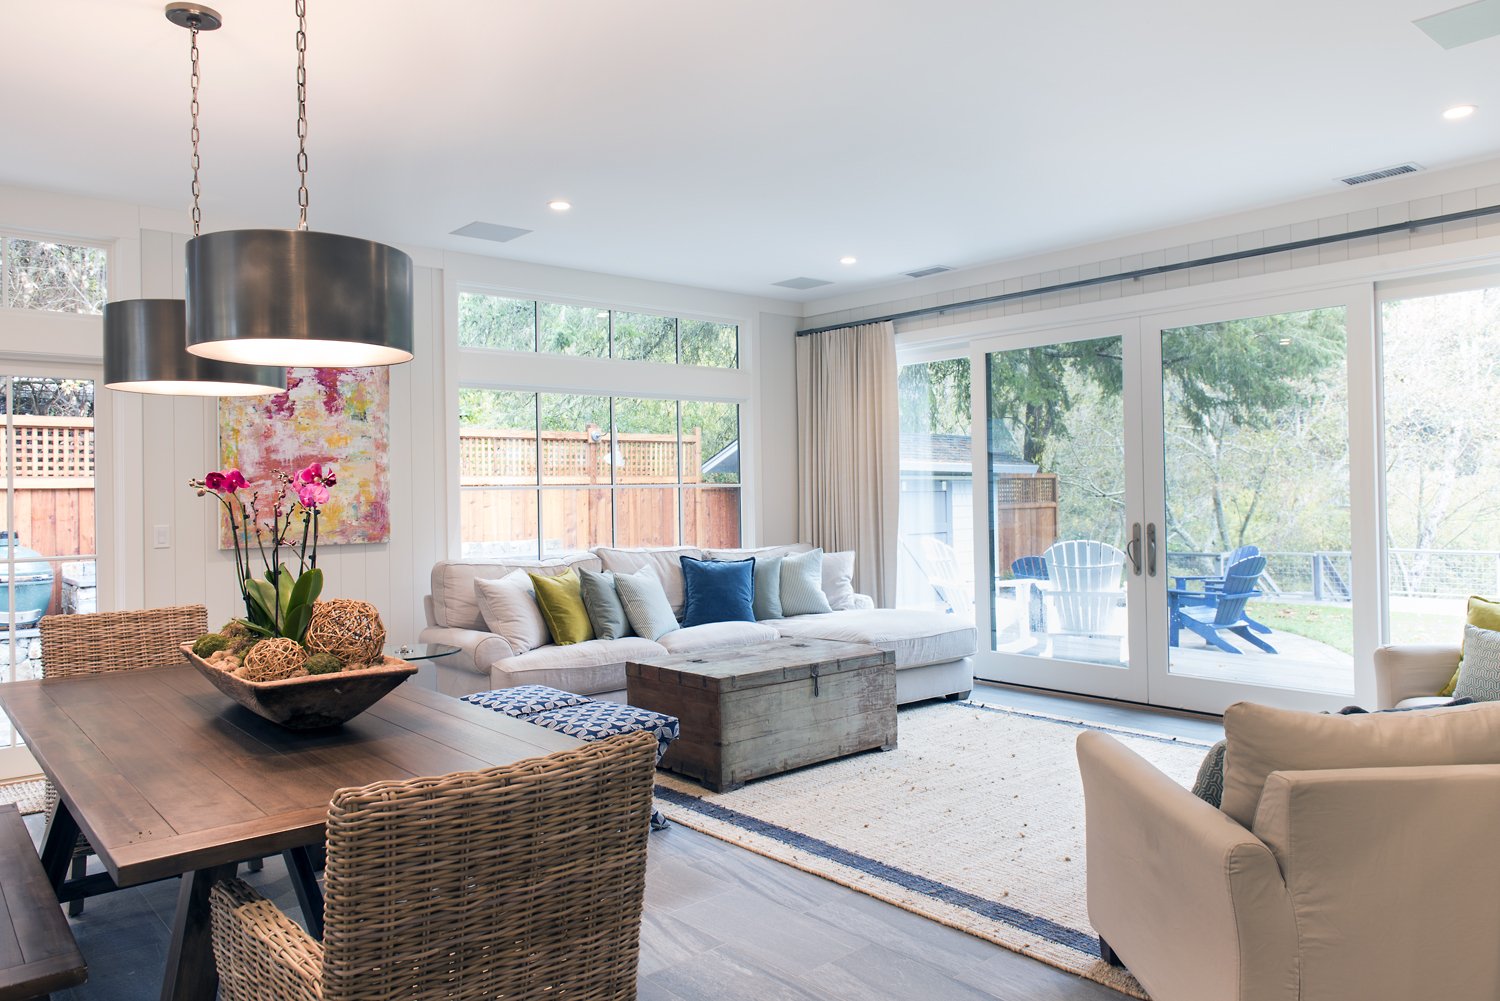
[528,569,594,646]
[1440,595,1500,696]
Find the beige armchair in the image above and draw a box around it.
[1374,643,1460,708]
[1078,727,1500,1001]
[211,730,658,1001]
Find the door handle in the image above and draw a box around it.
[1125,523,1142,576]
[1146,523,1158,577]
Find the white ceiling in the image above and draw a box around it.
[2,0,1497,301]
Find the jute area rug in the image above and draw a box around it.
[0,778,48,816]
[654,701,1211,998]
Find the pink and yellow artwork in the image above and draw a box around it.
[218,367,391,547]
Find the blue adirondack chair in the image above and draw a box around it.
[1169,555,1277,655]
[1010,556,1049,633]
[1172,544,1274,635]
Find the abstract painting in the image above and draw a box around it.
[218,367,391,547]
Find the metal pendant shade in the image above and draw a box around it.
[103,299,286,396]
[184,229,414,368]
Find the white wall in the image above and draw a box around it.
[0,184,802,653]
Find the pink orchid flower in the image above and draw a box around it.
[224,469,248,491]
[297,482,330,509]
[296,462,322,485]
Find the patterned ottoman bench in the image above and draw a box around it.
[462,685,679,829]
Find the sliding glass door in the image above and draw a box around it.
[971,289,1378,713]
[979,322,1150,703]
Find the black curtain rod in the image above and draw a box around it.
[796,204,1500,337]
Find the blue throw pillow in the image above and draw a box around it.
[681,556,755,627]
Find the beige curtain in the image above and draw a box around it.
[796,321,899,607]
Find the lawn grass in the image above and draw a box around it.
[1255,600,1464,655]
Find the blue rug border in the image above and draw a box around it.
[654,701,1212,956]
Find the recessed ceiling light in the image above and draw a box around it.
[839,256,857,265]
[1443,104,1477,120]
[548,199,572,211]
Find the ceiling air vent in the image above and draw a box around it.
[772,277,834,290]
[451,221,533,243]
[904,265,953,279]
[1336,163,1422,186]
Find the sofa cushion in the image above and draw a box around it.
[780,549,833,616]
[475,572,551,655]
[658,621,780,655]
[1455,624,1500,702]
[615,567,681,642]
[488,637,665,696]
[529,569,594,646]
[681,556,756,627]
[431,554,601,631]
[703,543,814,563]
[1220,699,1500,828]
[764,609,977,669]
[594,546,705,616]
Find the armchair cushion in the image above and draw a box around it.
[1443,595,1500,695]
[1455,624,1500,702]
[1221,699,1500,828]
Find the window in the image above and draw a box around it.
[457,292,738,368]
[459,390,741,557]
[1,236,108,314]
[1381,285,1500,645]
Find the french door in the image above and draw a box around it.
[0,368,98,778]
[972,288,1378,714]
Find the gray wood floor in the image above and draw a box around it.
[33,683,1224,1001]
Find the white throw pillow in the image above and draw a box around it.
[474,571,551,654]
[821,550,857,610]
[780,549,833,616]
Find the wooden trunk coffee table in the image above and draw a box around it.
[626,637,896,792]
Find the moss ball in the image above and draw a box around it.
[304,652,343,676]
[192,632,230,658]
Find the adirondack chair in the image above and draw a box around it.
[1173,545,1271,634]
[1009,556,1049,633]
[1042,540,1126,636]
[1169,555,1277,655]
[916,536,974,622]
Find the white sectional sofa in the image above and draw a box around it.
[418,543,977,705]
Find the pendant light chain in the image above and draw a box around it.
[295,0,309,231]
[189,23,203,237]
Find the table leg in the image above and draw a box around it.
[160,863,236,1001]
[39,799,81,897]
[283,846,324,939]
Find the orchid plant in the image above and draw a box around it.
[190,462,337,642]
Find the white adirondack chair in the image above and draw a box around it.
[916,536,975,623]
[1042,540,1125,636]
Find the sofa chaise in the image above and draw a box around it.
[418,543,976,705]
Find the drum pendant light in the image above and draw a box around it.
[103,5,285,397]
[184,0,413,368]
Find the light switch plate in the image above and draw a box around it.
[153,525,170,549]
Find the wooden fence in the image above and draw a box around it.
[992,473,1058,575]
[460,429,704,485]
[460,486,740,553]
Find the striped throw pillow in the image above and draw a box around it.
[780,548,833,616]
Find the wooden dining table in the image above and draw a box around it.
[0,664,583,1001]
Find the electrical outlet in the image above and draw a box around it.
[153,525,170,549]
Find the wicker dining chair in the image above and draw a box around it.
[211,728,658,1001]
[40,603,209,914]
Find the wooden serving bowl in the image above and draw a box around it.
[180,643,417,730]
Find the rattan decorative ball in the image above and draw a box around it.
[238,637,308,682]
[305,599,387,665]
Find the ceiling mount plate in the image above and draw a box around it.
[164,3,223,31]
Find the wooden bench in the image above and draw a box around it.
[0,804,86,1000]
